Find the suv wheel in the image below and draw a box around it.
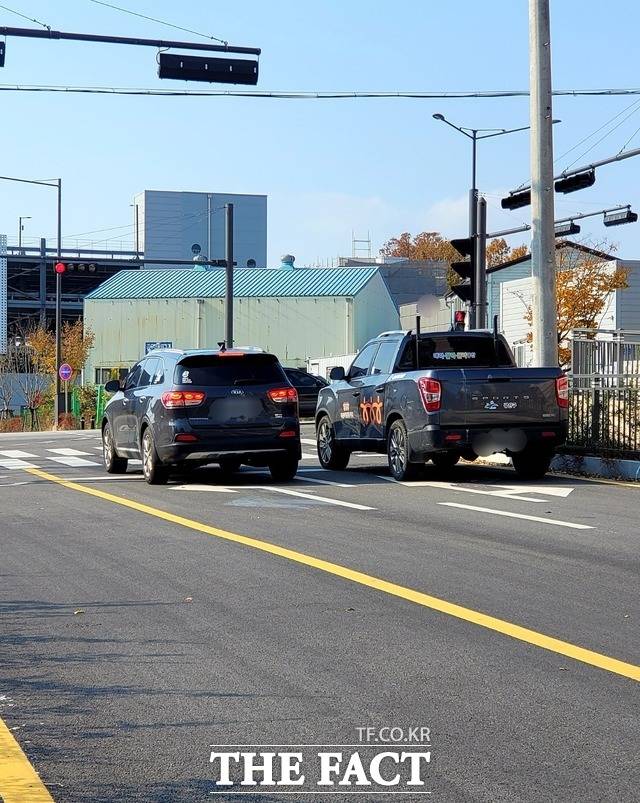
[102,422,128,474]
[512,445,553,480]
[388,419,420,481]
[269,455,299,482]
[317,416,350,470]
[141,428,169,485]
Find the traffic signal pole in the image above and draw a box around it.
[225,203,234,348]
[529,0,558,366]
[55,178,62,425]
[475,197,487,329]
[468,132,478,328]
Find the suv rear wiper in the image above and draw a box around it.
[233,378,264,385]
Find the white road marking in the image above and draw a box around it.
[0,458,37,470]
[48,456,101,467]
[493,484,574,498]
[300,453,318,460]
[0,450,36,458]
[438,502,593,530]
[171,485,237,493]
[301,438,317,446]
[129,459,142,465]
[250,485,374,510]
[294,475,355,488]
[48,447,92,456]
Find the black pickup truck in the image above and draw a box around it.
[315,329,568,480]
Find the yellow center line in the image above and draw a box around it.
[26,467,640,683]
[0,716,54,802]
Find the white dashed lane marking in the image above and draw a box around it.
[48,448,93,456]
[0,458,37,470]
[0,450,37,459]
[48,456,101,467]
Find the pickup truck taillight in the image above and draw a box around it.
[417,377,441,412]
[555,376,569,408]
[161,390,206,408]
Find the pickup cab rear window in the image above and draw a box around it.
[398,336,514,369]
[174,354,286,386]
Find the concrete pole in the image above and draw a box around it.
[529,0,558,366]
[54,178,63,424]
[224,203,234,348]
[468,131,478,328]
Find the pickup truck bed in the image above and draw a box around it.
[315,330,568,480]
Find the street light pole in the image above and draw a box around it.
[433,115,534,327]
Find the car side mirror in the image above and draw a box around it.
[104,379,122,393]
[329,366,345,381]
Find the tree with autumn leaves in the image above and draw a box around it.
[524,244,628,366]
[380,230,528,269]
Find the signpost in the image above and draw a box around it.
[58,363,72,416]
[144,341,173,355]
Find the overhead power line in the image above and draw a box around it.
[0,3,50,30]
[87,0,228,45]
[4,84,640,98]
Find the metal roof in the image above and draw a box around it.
[85,267,379,300]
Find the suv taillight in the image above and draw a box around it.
[417,377,441,412]
[555,375,569,408]
[161,390,206,408]
[268,387,298,404]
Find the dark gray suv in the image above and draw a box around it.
[101,347,301,484]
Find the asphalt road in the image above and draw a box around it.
[0,424,638,802]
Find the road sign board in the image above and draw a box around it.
[59,363,73,381]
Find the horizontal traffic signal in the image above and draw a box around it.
[603,208,638,227]
[501,189,531,210]
[158,53,259,85]
[554,169,596,194]
[554,221,581,237]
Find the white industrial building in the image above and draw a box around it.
[83,262,399,383]
[133,189,267,269]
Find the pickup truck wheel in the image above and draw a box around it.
[431,452,460,471]
[317,416,350,470]
[142,428,169,485]
[388,419,420,481]
[511,446,553,480]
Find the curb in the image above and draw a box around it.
[478,452,640,483]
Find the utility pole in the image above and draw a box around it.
[225,203,234,348]
[475,197,487,329]
[529,0,558,366]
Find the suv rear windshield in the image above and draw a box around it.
[398,335,513,369]
[174,354,286,386]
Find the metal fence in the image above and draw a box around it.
[567,329,640,459]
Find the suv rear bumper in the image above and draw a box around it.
[408,423,568,460]
[157,438,301,466]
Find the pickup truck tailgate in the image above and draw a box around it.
[462,368,560,425]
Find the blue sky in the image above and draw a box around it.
[2,0,640,265]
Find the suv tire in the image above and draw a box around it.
[142,428,169,485]
[269,455,299,482]
[388,419,420,481]
[103,422,128,474]
[317,415,350,470]
[512,445,553,480]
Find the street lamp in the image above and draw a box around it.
[0,174,63,425]
[432,113,560,326]
[18,215,31,250]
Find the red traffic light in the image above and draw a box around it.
[54,262,66,274]
[454,310,466,323]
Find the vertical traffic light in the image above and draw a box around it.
[449,237,475,304]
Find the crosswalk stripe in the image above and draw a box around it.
[48,448,92,456]
[48,456,100,467]
[0,450,37,458]
[0,458,37,470]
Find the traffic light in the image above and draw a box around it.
[603,208,638,227]
[158,53,259,85]
[554,169,595,194]
[452,310,466,331]
[54,262,66,274]
[554,221,581,237]
[449,237,474,303]
[501,189,531,210]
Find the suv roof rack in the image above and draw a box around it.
[377,330,408,338]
